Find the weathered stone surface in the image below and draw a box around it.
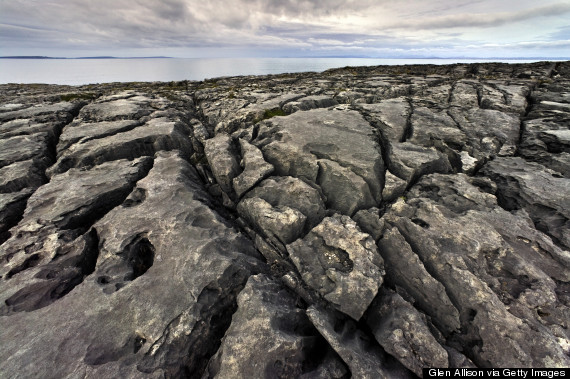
[357,98,410,143]
[519,82,570,176]
[0,157,153,312]
[0,133,52,169]
[448,107,521,160]
[353,207,384,241]
[0,152,264,378]
[78,97,153,122]
[0,102,82,123]
[377,226,461,335]
[0,61,569,376]
[57,119,141,152]
[0,119,63,139]
[307,305,411,379]
[244,176,326,230]
[388,142,452,184]
[0,159,45,193]
[203,134,241,194]
[15,157,152,230]
[282,95,338,113]
[48,118,193,176]
[287,214,384,320]
[480,157,570,248]
[382,170,407,202]
[0,189,33,244]
[204,274,343,378]
[366,288,449,376]
[255,108,384,212]
[318,158,376,216]
[380,173,570,367]
[237,197,306,245]
[232,139,274,197]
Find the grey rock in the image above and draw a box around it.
[282,95,338,113]
[377,226,461,335]
[57,120,141,152]
[367,288,449,376]
[0,133,52,169]
[381,173,570,367]
[232,139,274,197]
[409,106,467,148]
[0,157,153,309]
[0,119,63,139]
[0,102,82,123]
[48,118,193,176]
[388,142,452,184]
[480,157,570,248]
[203,134,241,194]
[256,108,384,211]
[0,151,264,378]
[307,306,409,379]
[78,98,153,122]
[0,61,568,376]
[21,157,152,230]
[449,80,479,108]
[237,197,306,245]
[298,350,349,379]
[244,176,326,229]
[0,189,33,244]
[0,103,26,113]
[519,117,570,177]
[0,159,45,193]
[287,214,384,320]
[479,83,527,114]
[382,170,407,202]
[352,207,384,241]
[357,98,410,143]
[190,119,209,143]
[203,274,326,378]
[448,107,521,162]
[317,159,376,216]
[446,347,477,369]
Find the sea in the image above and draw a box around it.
[0,57,555,86]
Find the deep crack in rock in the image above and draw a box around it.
[0,61,569,377]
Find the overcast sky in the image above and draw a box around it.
[1,0,569,58]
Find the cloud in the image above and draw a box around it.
[1,0,569,57]
[385,2,570,30]
[472,40,570,49]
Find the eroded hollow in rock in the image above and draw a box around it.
[6,253,41,279]
[123,236,155,280]
[97,234,156,293]
[1,228,100,314]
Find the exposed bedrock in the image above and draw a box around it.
[254,108,384,216]
[203,274,349,378]
[0,61,569,377]
[287,214,385,320]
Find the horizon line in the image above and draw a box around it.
[1,55,569,61]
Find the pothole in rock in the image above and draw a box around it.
[97,234,155,293]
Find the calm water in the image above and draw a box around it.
[0,57,547,86]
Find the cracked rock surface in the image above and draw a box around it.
[0,61,569,377]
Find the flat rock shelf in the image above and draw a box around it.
[0,61,569,378]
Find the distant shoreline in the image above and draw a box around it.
[2,57,568,86]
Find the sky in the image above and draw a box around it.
[1,0,569,58]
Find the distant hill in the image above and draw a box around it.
[0,56,63,59]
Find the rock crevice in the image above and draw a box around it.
[1,61,569,377]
